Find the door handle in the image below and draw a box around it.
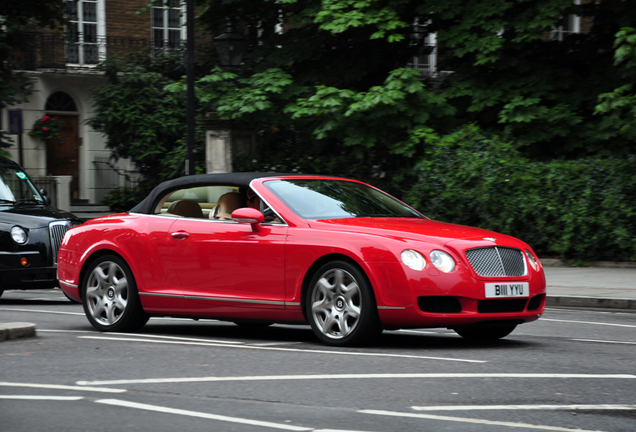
[171,232,190,240]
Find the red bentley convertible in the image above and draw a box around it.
[58,173,546,346]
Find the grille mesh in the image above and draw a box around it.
[49,221,72,264]
[465,247,526,277]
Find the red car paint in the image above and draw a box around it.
[58,174,545,344]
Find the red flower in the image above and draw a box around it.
[41,116,50,122]
[42,127,49,131]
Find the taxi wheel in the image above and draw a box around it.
[81,254,148,332]
[453,324,517,341]
[306,260,381,346]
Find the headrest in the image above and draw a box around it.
[215,192,244,220]
[167,199,203,218]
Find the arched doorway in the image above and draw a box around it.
[45,92,80,200]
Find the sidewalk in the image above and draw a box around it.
[543,261,636,310]
[2,261,635,342]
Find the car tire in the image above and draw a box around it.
[306,260,381,346]
[453,324,517,341]
[81,254,148,332]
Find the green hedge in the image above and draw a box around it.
[405,127,636,262]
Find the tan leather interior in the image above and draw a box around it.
[214,192,244,220]
[167,199,204,218]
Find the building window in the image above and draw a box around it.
[66,0,105,65]
[407,19,438,77]
[46,92,78,112]
[152,0,186,52]
[551,0,581,41]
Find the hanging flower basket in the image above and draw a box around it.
[29,115,62,142]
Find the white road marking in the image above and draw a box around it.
[0,382,126,393]
[38,329,94,333]
[110,332,246,345]
[37,329,245,345]
[395,329,443,335]
[0,395,84,401]
[76,335,484,363]
[541,318,636,328]
[411,404,636,411]
[250,342,304,347]
[77,373,636,387]
[95,399,339,431]
[360,409,607,432]
[572,339,636,345]
[0,307,84,316]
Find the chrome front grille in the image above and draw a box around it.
[49,221,72,264]
[465,246,526,277]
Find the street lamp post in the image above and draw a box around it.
[185,0,195,176]
[200,18,250,174]
[212,18,248,68]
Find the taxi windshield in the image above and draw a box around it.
[0,166,43,204]
[265,179,424,220]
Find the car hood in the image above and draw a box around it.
[0,205,81,228]
[309,218,521,248]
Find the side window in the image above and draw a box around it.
[157,186,237,218]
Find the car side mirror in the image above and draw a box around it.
[39,189,51,206]
[231,207,265,231]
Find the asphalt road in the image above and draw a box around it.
[1,289,635,432]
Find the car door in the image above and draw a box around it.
[168,218,287,310]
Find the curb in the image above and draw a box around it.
[546,296,635,310]
[0,322,37,342]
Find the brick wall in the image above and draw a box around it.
[106,0,151,40]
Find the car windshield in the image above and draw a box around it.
[0,165,44,204]
[265,179,424,219]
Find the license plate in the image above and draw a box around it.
[485,282,529,298]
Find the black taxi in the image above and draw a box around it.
[0,157,81,298]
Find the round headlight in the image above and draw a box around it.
[11,226,28,244]
[430,250,456,273]
[401,250,426,271]
[525,249,538,271]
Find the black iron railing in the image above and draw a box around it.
[93,157,140,203]
[32,176,59,208]
[9,32,184,70]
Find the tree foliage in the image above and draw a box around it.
[88,55,207,189]
[88,0,636,259]
[194,0,636,161]
[406,125,636,261]
[1,0,66,156]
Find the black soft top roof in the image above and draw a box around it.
[130,172,294,214]
[0,157,22,169]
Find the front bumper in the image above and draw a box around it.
[0,250,58,290]
[0,266,59,290]
[367,260,546,329]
